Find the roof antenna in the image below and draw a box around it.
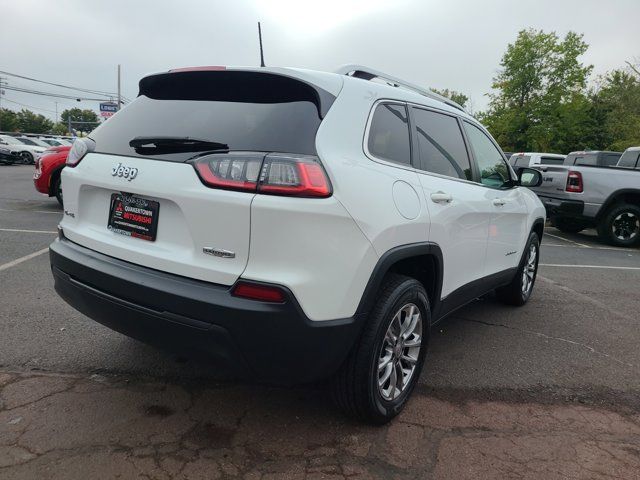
[258,22,266,67]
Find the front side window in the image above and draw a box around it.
[367,103,411,165]
[463,122,512,188]
[412,107,472,180]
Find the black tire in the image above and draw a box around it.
[333,274,430,424]
[53,174,63,206]
[496,232,540,306]
[19,151,34,165]
[597,203,640,247]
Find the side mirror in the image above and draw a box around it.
[518,167,542,188]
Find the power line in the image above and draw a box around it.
[1,97,58,114]
[0,70,118,97]
[2,85,112,102]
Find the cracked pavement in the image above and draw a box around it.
[1,165,640,479]
[1,371,639,479]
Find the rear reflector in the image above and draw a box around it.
[191,153,332,198]
[231,281,286,303]
[566,171,583,193]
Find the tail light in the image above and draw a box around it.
[231,281,286,303]
[566,171,583,193]
[66,138,95,167]
[191,153,332,198]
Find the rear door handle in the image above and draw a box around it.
[430,192,453,204]
[492,198,507,206]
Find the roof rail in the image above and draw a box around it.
[335,64,466,112]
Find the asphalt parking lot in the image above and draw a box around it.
[1,164,639,479]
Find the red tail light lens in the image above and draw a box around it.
[566,171,583,193]
[231,281,286,303]
[258,154,332,198]
[191,153,332,198]
[192,153,262,193]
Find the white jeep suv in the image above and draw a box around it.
[50,65,545,423]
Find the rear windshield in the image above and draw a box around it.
[89,71,335,162]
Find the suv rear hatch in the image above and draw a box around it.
[59,68,339,285]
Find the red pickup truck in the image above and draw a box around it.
[33,145,71,206]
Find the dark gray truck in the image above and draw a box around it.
[527,148,640,247]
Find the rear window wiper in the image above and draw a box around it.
[129,136,229,154]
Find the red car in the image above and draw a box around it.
[34,145,71,206]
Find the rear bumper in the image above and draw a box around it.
[50,237,365,384]
[537,195,585,219]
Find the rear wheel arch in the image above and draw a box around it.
[356,243,443,322]
[598,189,640,221]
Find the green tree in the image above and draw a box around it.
[16,109,54,134]
[61,108,100,133]
[431,88,469,109]
[0,108,19,132]
[481,29,592,153]
[589,68,640,151]
[50,122,69,136]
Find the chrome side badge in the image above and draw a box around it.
[203,247,235,259]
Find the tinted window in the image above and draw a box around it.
[512,155,531,168]
[575,155,595,166]
[89,71,333,162]
[618,151,640,168]
[603,154,621,166]
[412,108,471,180]
[540,156,564,165]
[463,122,511,188]
[367,103,411,165]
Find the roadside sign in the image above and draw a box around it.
[100,102,118,118]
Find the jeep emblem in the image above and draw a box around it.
[111,162,138,181]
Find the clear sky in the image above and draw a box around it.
[1,0,638,121]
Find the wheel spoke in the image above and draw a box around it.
[400,354,417,365]
[378,350,393,372]
[404,335,421,348]
[379,362,393,387]
[389,363,398,399]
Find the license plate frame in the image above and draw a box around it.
[107,193,160,242]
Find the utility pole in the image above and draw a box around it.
[55,101,59,123]
[117,64,121,111]
[258,22,265,67]
[0,76,5,132]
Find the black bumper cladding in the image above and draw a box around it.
[538,196,584,217]
[49,238,364,384]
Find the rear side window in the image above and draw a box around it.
[603,154,621,166]
[575,155,595,166]
[411,107,471,180]
[618,151,640,168]
[367,103,411,165]
[463,122,511,188]
[89,71,334,162]
[540,156,564,165]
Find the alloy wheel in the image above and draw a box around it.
[377,303,422,401]
[521,243,537,296]
[612,212,639,241]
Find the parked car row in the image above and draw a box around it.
[510,147,640,247]
[0,134,74,164]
